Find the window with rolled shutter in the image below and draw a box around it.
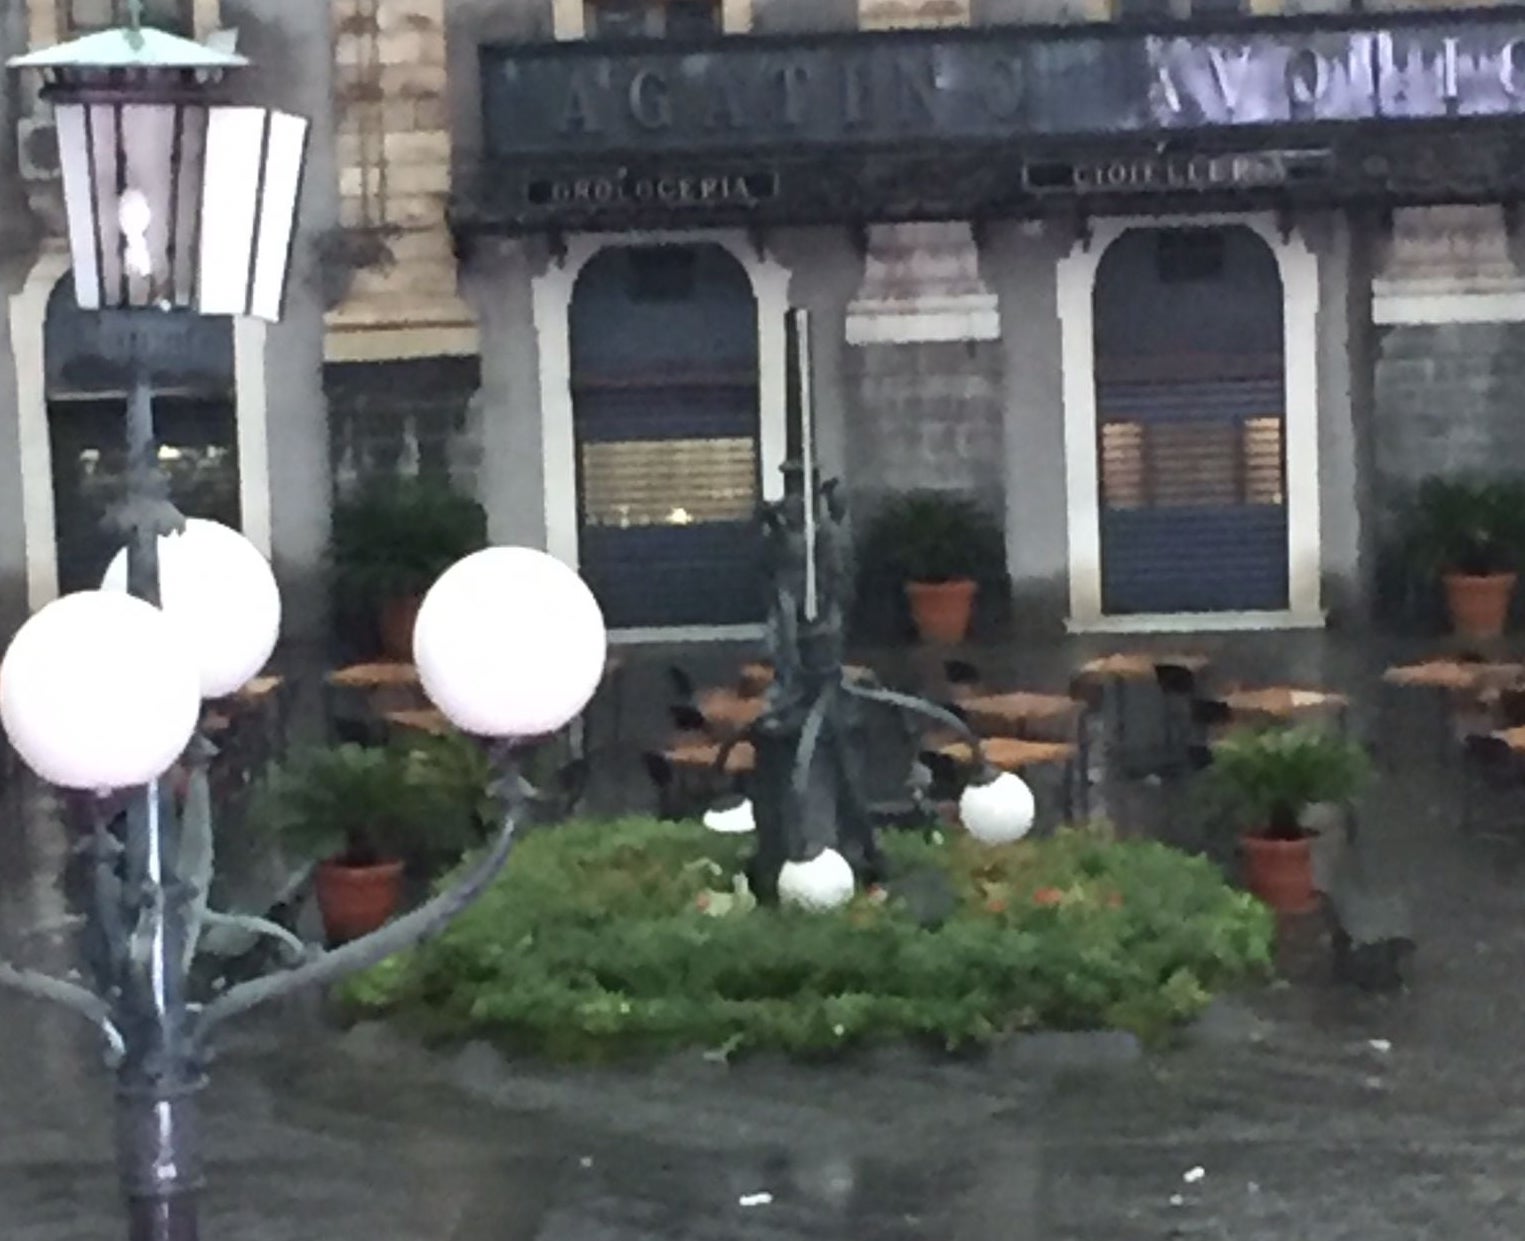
[1093,226,1289,615]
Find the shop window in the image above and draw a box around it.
[50,396,239,594]
[1100,416,1284,511]
[65,0,193,34]
[580,437,757,528]
[1243,416,1285,506]
[1114,0,1174,17]
[585,0,720,38]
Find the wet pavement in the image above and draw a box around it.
[7,630,1525,1239]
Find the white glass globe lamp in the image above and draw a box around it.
[413,547,608,738]
[703,797,756,835]
[0,591,201,790]
[102,519,281,699]
[778,848,856,912]
[960,771,1036,845]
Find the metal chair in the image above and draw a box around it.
[1461,733,1522,834]
[944,659,982,700]
[669,703,710,737]
[1499,687,1525,729]
[1155,661,1201,776]
[1187,698,1234,771]
[666,665,697,704]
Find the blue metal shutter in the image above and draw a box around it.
[1098,358,1288,615]
[571,245,764,630]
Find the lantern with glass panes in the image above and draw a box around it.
[10,15,308,321]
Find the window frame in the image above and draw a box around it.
[583,0,723,40]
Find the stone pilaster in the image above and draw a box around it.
[1372,205,1525,325]
[847,0,994,345]
[325,0,477,361]
[846,221,998,345]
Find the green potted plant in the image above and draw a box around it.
[255,744,462,944]
[859,491,1005,644]
[396,732,498,861]
[1208,726,1370,915]
[331,480,488,660]
[1402,476,1525,639]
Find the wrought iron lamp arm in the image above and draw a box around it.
[790,681,837,804]
[193,748,526,1046]
[841,681,993,776]
[0,959,126,1063]
[199,910,310,964]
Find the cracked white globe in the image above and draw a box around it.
[413,547,607,739]
[0,591,201,790]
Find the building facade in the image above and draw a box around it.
[3,0,1525,645]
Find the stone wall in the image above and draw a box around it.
[838,0,1012,633]
[1372,322,1525,502]
[1368,319,1525,626]
[841,341,1005,518]
[1370,205,1525,512]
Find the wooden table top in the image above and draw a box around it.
[1384,660,1525,691]
[235,675,285,701]
[1223,686,1349,717]
[662,740,757,774]
[383,708,453,737]
[697,689,768,732]
[327,662,421,690]
[958,690,1080,727]
[936,737,1077,771]
[735,662,875,694]
[1077,652,1210,680]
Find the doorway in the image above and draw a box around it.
[569,243,763,629]
[44,275,239,594]
[1092,226,1288,615]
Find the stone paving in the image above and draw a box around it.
[5,631,1525,1239]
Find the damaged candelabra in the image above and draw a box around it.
[707,313,1034,911]
[0,13,610,1241]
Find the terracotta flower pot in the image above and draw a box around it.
[315,858,405,945]
[377,594,424,662]
[905,579,978,645]
[1443,572,1516,640]
[1241,834,1318,915]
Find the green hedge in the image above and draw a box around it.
[343,819,1274,1061]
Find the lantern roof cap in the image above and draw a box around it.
[7,26,247,71]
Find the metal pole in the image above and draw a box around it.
[116,366,204,1241]
[794,309,818,624]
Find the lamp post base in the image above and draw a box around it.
[128,1196,201,1241]
[117,1082,204,1241]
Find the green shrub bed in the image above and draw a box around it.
[343,819,1274,1060]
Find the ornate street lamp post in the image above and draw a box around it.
[709,311,1037,911]
[1,11,613,1241]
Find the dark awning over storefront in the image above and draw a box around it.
[453,8,1525,236]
